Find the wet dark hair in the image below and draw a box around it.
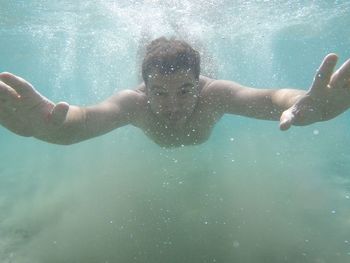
[142,37,200,83]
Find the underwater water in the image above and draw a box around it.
[1,0,350,262]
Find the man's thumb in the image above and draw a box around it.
[50,102,69,126]
[279,109,295,131]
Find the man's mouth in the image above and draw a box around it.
[160,112,187,123]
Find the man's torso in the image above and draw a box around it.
[131,76,224,147]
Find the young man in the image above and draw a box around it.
[0,37,349,147]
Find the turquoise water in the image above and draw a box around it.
[1,1,350,262]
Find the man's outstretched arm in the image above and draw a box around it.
[0,72,140,145]
[206,54,350,130]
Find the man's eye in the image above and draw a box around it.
[181,89,191,95]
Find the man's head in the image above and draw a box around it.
[142,37,201,126]
[142,37,200,84]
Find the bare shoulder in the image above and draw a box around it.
[77,84,150,135]
[200,77,244,95]
[106,83,147,105]
[88,83,148,123]
[198,76,262,115]
[105,84,147,111]
[198,76,245,106]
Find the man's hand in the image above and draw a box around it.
[280,54,350,130]
[0,72,69,137]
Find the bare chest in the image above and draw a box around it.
[134,104,222,147]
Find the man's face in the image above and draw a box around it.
[146,69,199,126]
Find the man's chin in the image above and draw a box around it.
[160,116,186,126]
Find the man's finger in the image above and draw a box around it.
[0,72,35,96]
[0,80,20,103]
[310,53,338,91]
[330,58,350,88]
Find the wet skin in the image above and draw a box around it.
[132,71,222,147]
[0,53,350,147]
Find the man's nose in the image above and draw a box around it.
[167,98,180,113]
